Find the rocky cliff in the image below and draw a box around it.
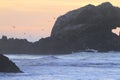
[48,2,120,52]
[51,2,120,36]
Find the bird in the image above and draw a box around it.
[12,26,16,29]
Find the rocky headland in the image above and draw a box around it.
[0,2,120,54]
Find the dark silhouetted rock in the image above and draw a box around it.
[51,2,120,36]
[0,36,34,54]
[49,2,120,52]
[0,54,22,73]
[0,2,120,54]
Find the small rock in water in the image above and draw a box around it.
[0,54,22,73]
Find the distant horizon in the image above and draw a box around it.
[0,0,120,42]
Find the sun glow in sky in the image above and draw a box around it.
[0,0,120,42]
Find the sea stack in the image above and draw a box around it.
[49,2,120,52]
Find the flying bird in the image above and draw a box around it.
[12,26,16,29]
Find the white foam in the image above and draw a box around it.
[2,52,120,80]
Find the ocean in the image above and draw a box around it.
[1,52,120,80]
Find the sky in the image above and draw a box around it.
[0,0,120,42]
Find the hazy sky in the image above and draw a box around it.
[0,0,120,42]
